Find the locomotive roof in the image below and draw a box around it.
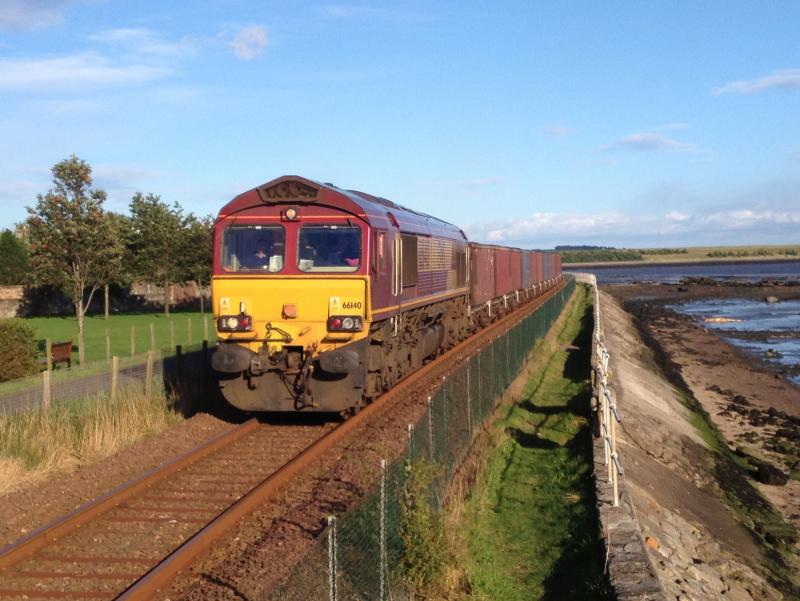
[218,175,466,240]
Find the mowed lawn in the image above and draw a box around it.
[25,312,218,364]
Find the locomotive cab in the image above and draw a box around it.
[211,185,372,413]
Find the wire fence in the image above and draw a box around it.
[267,277,576,601]
[0,341,212,415]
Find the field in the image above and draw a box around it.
[25,312,217,365]
[561,244,800,265]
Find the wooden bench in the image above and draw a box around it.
[40,341,73,369]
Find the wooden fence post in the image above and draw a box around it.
[187,317,192,346]
[170,320,175,350]
[45,338,52,372]
[203,315,209,341]
[150,323,156,351]
[111,356,119,403]
[42,369,51,410]
[105,330,111,364]
[130,325,136,357]
[145,350,154,400]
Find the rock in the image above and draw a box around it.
[733,395,750,405]
[755,463,789,486]
[645,536,659,550]
[767,406,778,416]
[765,295,778,303]
[765,348,782,359]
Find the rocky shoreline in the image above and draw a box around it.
[599,279,799,600]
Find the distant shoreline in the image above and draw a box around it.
[563,257,800,269]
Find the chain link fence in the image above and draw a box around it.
[268,278,576,601]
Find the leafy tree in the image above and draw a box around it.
[128,193,186,317]
[100,212,132,319]
[26,155,116,366]
[0,229,30,285]
[182,214,214,313]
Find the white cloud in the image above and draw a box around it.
[230,25,268,60]
[0,51,172,90]
[713,69,800,95]
[467,207,800,248]
[89,28,197,58]
[0,0,76,30]
[543,124,571,137]
[604,132,702,154]
[324,5,430,21]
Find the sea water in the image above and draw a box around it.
[668,298,800,385]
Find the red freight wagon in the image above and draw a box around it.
[532,252,544,285]
[521,251,533,289]
[543,254,554,281]
[508,249,522,294]
[468,243,496,306]
[493,247,513,298]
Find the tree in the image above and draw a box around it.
[0,229,30,285]
[26,155,116,366]
[128,193,186,317]
[182,214,214,313]
[100,212,132,319]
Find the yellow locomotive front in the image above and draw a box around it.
[211,182,372,413]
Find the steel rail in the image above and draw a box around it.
[0,418,261,572]
[118,280,566,599]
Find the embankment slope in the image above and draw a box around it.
[600,291,796,600]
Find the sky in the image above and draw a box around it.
[0,1,798,249]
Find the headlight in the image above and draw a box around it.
[218,314,253,332]
[327,315,362,332]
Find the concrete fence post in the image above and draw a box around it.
[327,515,338,601]
[105,330,111,364]
[130,325,136,357]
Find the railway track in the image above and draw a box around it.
[0,280,566,601]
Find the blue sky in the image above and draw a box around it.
[0,1,798,249]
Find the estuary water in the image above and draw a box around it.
[668,298,800,385]
[565,259,800,385]
[570,260,800,285]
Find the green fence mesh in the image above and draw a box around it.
[267,278,576,600]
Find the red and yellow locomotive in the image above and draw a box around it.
[211,175,561,413]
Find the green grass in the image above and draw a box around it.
[460,285,611,600]
[24,312,217,364]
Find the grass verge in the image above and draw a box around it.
[0,386,184,495]
[435,284,611,600]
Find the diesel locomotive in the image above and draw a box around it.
[211,175,562,413]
